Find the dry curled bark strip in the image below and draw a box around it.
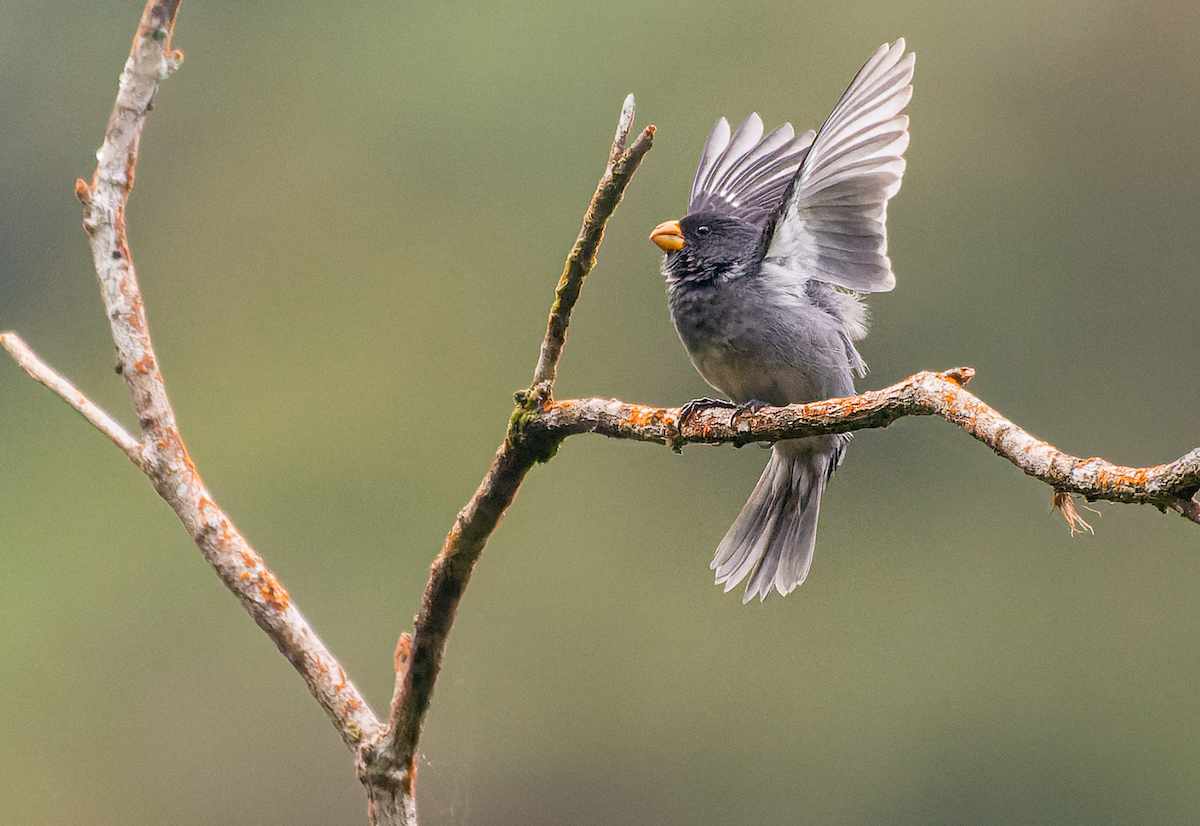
[526,367,1200,525]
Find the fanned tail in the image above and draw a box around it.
[712,437,845,602]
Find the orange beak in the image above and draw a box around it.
[649,219,685,251]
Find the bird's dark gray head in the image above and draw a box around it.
[656,212,764,284]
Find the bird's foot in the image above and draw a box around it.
[678,397,737,428]
[731,399,769,420]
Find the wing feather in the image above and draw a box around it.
[687,114,815,224]
[764,39,915,293]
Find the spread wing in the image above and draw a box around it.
[764,39,915,293]
[687,114,816,225]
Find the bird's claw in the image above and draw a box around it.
[678,397,737,428]
[728,399,772,430]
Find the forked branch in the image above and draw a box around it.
[3,4,1196,826]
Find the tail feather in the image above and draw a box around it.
[712,437,844,602]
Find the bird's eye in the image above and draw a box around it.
[696,225,711,235]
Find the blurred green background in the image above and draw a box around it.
[2,0,1198,823]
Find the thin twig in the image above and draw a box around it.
[525,368,1200,525]
[371,98,655,814]
[1,333,144,466]
[530,94,655,394]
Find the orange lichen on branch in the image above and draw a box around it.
[627,403,669,429]
[179,445,197,471]
[528,369,1199,530]
[256,570,291,610]
[944,366,975,386]
[394,633,413,674]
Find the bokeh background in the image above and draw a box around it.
[2,1,1198,823]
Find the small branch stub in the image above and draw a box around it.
[1,333,144,466]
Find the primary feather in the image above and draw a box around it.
[765,40,914,293]
[657,39,915,601]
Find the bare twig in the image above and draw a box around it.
[1,333,144,466]
[364,98,656,820]
[530,94,655,394]
[524,368,1200,525]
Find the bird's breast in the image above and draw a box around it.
[666,276,854,405]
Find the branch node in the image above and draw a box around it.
[515,380,553,410]
[74,178,93,205]
[943,366,975,386]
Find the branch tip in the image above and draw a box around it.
[612,94,636,159]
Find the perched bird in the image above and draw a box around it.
[650,40,914,602]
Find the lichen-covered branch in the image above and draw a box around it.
[9,0,383,753]
[527,367,1200,526]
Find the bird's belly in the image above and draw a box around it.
[668,281,853,406]
[687,342,794,405]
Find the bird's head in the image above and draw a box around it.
[651,212,762,283]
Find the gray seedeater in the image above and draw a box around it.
[651,40,914,601]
